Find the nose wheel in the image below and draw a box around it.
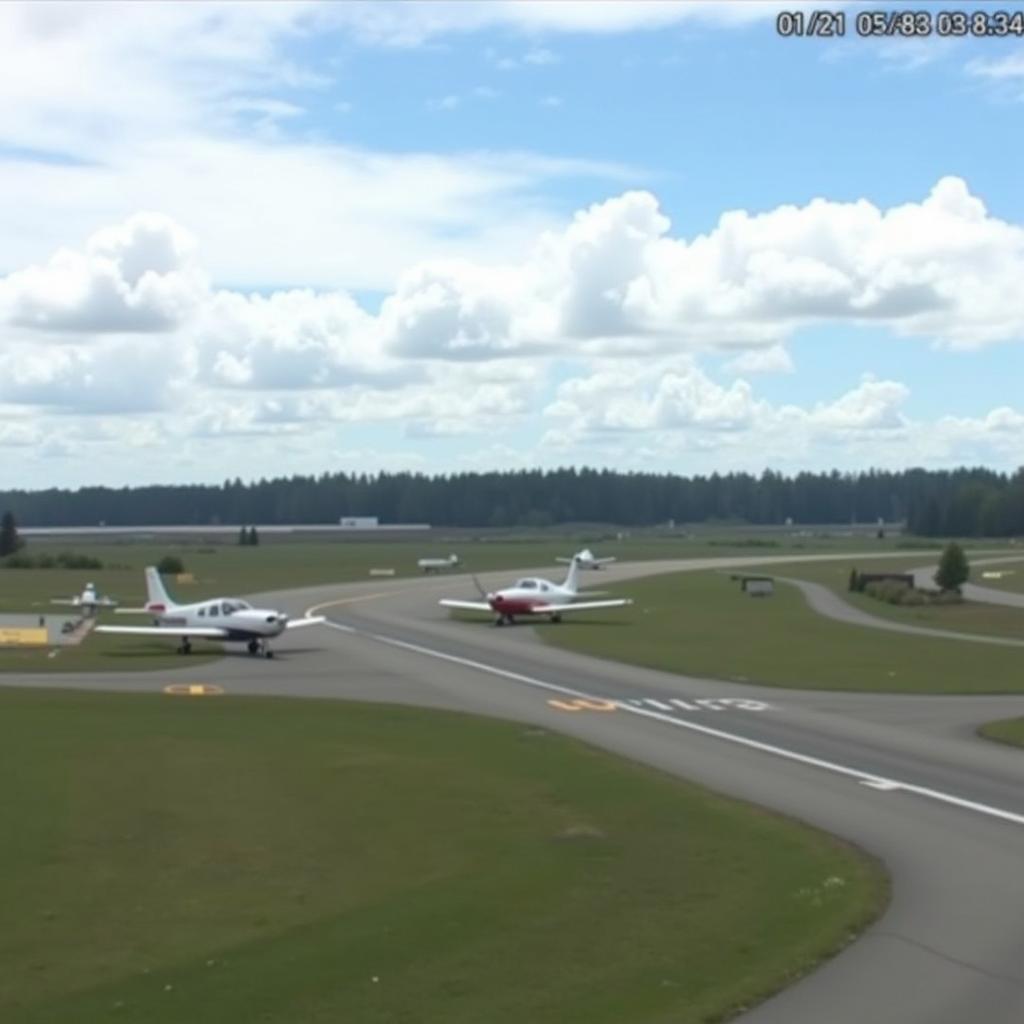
[247,639,274,659]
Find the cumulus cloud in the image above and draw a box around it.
[374,178,1024,359]
[0,213,203,333]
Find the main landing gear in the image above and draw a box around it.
[177,639,192,655]
[493,614,516,627]
[247,638,274,659]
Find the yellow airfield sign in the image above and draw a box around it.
[0,628,48,647]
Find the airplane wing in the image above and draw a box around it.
[439,599,493,612]
[94,625,230,638]
[554,557,573,564]
[285,616,325,630]
[114,607,153,614]
[594,557,616,565]
[534,599,633,613]
[49,599,78,606]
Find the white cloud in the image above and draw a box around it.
[0,213,203,333]
[724,345,794,375]
[966,52,1024,80]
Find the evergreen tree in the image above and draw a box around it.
[0,510,21,557]
[934,541,969,592]
[848,568,859,592]
[238,526,248,546]
[249,526,259,546]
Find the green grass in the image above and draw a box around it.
[540,570,1024,693]
[971,558,1024,594]
[977,716,1024,748]
[2,536,1017,673]
[0,689,884,1024]
[763,556,1024,642]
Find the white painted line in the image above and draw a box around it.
[317,620,1024,829]
[641,698,676,711]
[670,698,698,711]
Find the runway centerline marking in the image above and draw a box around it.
[317,619,1024,830]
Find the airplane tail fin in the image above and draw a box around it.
[144,566,177,611]
[563,556,581,594]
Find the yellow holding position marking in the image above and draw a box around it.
[547,698,619,713]
[163,683,224,697]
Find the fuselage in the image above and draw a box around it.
[486,577,573,616]
[152,598,290,639]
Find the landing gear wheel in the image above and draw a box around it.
[178,639,192,655]
[550,613,562,624]
[247,639,260,656]
[493,616,505,627]
[265,649,274,659]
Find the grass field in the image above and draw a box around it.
[540,570,1024,693]
[972,559,1024,594]
[977,716,1024,748]
[2,536,1018,673]
[763,556,1024,642]
[0,689,884,1024]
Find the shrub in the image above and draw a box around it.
[157,555,185,574]
[863,580,910,605]
[932,589,964,605]
[897,588,926,606]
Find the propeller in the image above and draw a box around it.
[471,573,489,599]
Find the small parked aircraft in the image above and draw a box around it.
[50,582,119,615]
[418,553,460,573]
[95,567,324,657]
[440,557,631,626]
[556,548,616,570]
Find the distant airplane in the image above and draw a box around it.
[555,548,616,570]
[50,582,119,615]
[95,567,324,658]
[440,558,632,626]
[418,553,460,573]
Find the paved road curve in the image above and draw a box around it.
[6,552,1024,1023]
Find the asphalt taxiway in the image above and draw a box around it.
[5,553,1024,1023]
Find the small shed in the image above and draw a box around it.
[738,575,774,597]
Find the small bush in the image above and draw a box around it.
[157,555,185,574]
[897,588,926,606]
[863,580,910,605]
[932,589,964,605]
[55,552,103,570]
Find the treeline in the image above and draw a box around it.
[1,466,1022,535]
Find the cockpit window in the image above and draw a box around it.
[221,602,235,615]
[518,579,537,590]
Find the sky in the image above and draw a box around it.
[1,0,1023,489]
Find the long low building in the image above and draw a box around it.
[20,523,431,536]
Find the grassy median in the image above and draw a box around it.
[977,716,1024,748]
[540,570,1024,693]
[0,688,884,1024]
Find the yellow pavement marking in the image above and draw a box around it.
[306,586,430,617]
[547,698,619,713]
[164,683,224,697]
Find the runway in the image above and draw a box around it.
[5,553,1024,1023]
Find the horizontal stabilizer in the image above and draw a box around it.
[285,616,326,630]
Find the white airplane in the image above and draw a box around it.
[440,558,632,626]
[418,553,460,573]
[556,548,616,570]
[94,567,324,658]
[50,582,119,615]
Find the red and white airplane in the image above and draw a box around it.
[95,567,324,658]
[440,557,632,626]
